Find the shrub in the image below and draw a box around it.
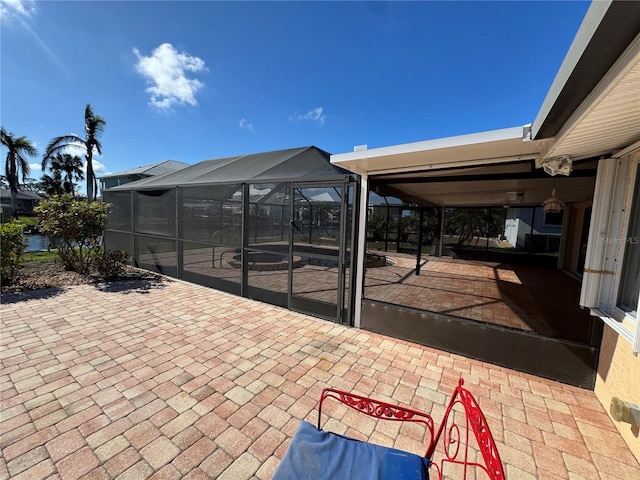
[35,195,111,274]
[0,222,26,284]
[93,250,129,281]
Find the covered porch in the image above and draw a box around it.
[331,127,601,388]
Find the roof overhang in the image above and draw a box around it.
[330,126,546,177]
[532,0,640,162]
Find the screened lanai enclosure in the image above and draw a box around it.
[350,153,603,388]
[104,140,603,387]
[103,147,360,324]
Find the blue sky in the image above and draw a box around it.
[1,0,590,188]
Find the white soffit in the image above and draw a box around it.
[544,33,640,161]
[531,1,612,140]
[330,126,545,176]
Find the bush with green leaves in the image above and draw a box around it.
[35,195,111,273]
[1,222,27,284]
[92,250,130,281]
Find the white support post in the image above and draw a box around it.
[353,174,368,329]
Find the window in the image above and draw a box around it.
[543,211,564,226]
[616,167,640,317]
[580,155,640,354]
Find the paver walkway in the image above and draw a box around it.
[1,279,639,479]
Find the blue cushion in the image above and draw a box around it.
[273,420,430,480]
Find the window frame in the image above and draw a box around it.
[581,154,640,354]
[610,157,640,338]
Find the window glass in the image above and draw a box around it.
[544,211,564,226]
[617,168,640,316]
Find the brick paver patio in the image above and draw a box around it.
[1,278,639,479]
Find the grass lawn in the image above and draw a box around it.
[23,250,59,262]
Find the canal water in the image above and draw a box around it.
[25,234,49,253]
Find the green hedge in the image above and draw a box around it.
[1,222,26,284]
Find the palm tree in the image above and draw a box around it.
[43,104,106,202]
[50,153,84,196]
[40,171,65,197]
[1,127,38,215]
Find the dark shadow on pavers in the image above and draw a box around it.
[92,278,168,294]
[1,287,67,304]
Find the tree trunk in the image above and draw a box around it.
[86,155,94,203]
[10,188,18,217]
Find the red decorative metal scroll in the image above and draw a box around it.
[428,378,506,480]
[318,388,436,454]
[316,379,505,480]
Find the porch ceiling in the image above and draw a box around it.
[371,160,596,208]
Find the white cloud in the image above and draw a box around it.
[0,0,36,21]
[289,107,327,126]
[63,140,87,158]
[133,43,207,111]
[90,159,108,176]
[239,118,254,131]
[28,163,41,173]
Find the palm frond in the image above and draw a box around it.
[17,155,31,181]
[1,128,37,196]
[92,139,103,156]
[15,137,38,157]
[43,135,85,169]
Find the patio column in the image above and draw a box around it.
[438,206,445,257]
[353,174,369,329]
[416,208,424,274]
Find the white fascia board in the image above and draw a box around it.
[331,126,525,164]
[531,1,612,140]
[330,126,542,176]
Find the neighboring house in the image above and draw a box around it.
[99,160,189,190]
[331,0,640,462]
[0,188,43,221]
[503,206,563,252]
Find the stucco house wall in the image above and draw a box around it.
[595,324,640,462]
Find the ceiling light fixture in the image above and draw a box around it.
[542,156,573,176]
[542,187,565,214]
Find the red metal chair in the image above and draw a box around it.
[274,378,505,480]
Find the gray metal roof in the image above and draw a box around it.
[99,160,190,179]
[106,146,351,190]
[0,189,43,201]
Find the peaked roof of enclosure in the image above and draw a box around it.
[99,160,190,180]
[106,146,350,190]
